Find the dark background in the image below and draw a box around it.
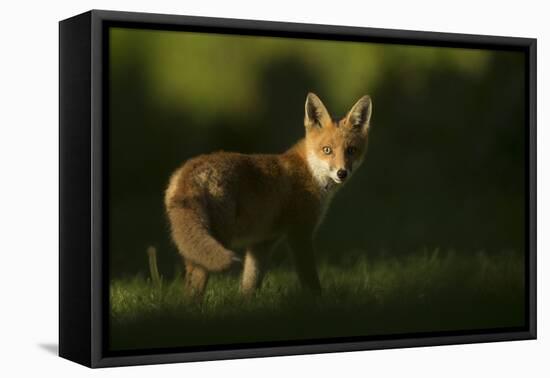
[108,27,526,278]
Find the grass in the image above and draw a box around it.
[110,249,525,352]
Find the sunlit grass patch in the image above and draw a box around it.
[109,250,525,351]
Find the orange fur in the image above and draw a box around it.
[165,93,373,297]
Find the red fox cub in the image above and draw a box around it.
[165,93,373,297]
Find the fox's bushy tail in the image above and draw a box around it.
[167,207,238,272]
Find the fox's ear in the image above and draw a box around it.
[346,95,372,133]
[304,92,331,130]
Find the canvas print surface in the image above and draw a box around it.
[107,26,527,353]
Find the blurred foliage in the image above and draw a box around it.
[108,27,526,278]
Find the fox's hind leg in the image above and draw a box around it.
[240,240,277,295]
[182,258,209,299]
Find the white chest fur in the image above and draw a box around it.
[306,151,338,225]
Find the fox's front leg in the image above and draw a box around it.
[288,232,322,295]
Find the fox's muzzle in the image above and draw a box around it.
[336,169,348,181]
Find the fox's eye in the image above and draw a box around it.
[346,146,357,155]
[322,146,332,155]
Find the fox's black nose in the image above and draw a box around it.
[337,169,348,180]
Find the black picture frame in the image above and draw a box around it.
[59,9,537,368]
